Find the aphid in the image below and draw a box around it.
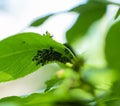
[32,47,70,66]
[43,31,53,38]
[64,48,69,54]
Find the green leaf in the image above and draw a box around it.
[0,93,55,106]
[114,8,120,20]
[0,91,86,106]
[105,21,120,71]
[70,1,105,13]
[66,2,106,44]
[87,0,120,6]
[30,14,53,27]
[0,32,74,82]
[104,21,120,105]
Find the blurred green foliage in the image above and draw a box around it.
[30,14,53,27]
[0,0,120,106]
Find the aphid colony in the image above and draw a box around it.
[32,47,70,66]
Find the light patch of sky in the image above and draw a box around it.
[110,0,120,3]
[0,0,86,43]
